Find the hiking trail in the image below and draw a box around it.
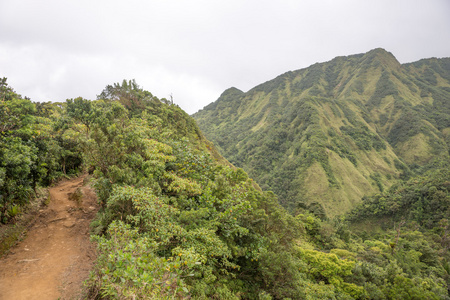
[0,175,98,300]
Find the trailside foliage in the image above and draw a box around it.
[80,86,316,298]
[0,78,82,223]
[83,82,449,299]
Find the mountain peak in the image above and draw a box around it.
[362,48,401,70]
[221,87,244,96]
[197,87,244,112]
[367,47,390,54]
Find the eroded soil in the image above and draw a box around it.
[0,176,98,300]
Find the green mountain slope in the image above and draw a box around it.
[193,48,450,216]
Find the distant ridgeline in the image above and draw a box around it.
[194,48,450,217]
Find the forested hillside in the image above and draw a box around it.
[1,77,449,299]
[193,48,450,216]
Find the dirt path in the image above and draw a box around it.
[0,176,98,300]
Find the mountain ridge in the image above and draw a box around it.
[193,48,450,216]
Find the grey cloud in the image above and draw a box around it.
[1,0,449,114]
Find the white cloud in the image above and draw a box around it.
[1,0,449,114]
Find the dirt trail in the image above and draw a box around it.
[0,176,98,300]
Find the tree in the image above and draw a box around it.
[97,79,155,112]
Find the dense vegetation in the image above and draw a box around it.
[0,78,82,223]
[0,50,449,299]
[194,48,450,217]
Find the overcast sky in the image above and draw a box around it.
[1,0,449,114]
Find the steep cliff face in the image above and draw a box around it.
[194,48,450,216]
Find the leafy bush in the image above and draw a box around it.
[88,221,195,299]
[0,79,82,223]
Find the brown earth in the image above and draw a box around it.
[0,175,99,300]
